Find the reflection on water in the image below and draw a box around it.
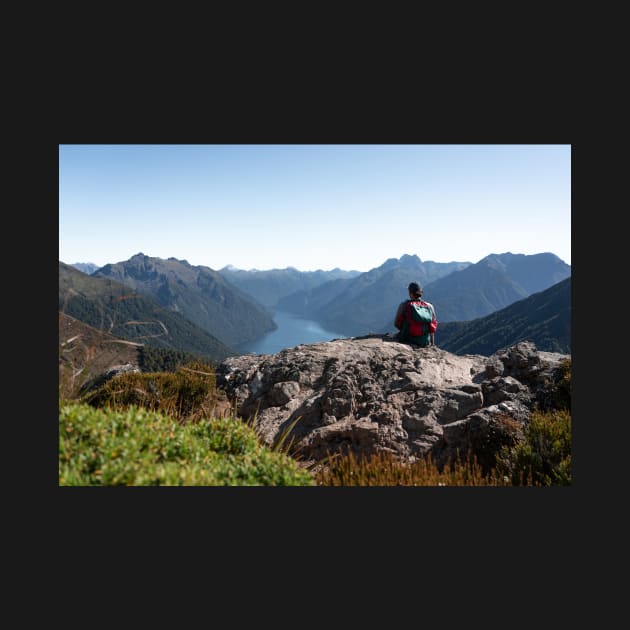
[235,310,347,355]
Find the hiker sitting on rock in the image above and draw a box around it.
[394,282,438,347]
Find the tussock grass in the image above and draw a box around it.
[314,450,511,486]
[79,360,229,424]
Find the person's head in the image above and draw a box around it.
[408,282,422,298]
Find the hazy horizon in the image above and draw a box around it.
[61,249,570,274]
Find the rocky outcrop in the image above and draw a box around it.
[216,338,570,472]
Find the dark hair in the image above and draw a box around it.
[408,282,422,296]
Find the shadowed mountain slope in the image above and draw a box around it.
[437,277,571,355]
[59,262,235,362]
[425,252,571,323]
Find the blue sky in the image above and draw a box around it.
[59,144,571,271]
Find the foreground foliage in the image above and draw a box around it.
[313,407,571,487]
[59,348,571,486]
[314,450,510,486]
[59,403,314,486]
[80,361,225,423]
[496,408,571,486]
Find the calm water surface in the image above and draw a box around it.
[235,310,347,355]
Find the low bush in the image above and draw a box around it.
[59,402,314,486]
[495,408,571,486]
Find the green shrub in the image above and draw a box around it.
[59,403,314,486]
[496,409,571,486]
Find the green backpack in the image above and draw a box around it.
[402,300,433,346]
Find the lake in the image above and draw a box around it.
[234,310,348,355]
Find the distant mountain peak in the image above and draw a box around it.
[169,257,190,266]
[400,253,422,264]
[379,254,422,272]
[481,252,565,264]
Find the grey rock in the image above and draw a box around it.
[216,337,570,471]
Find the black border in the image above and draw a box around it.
[44,72,596,603]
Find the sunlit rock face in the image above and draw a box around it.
[216,338,569,471]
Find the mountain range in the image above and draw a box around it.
[275,254,470,332]
[219,265,362,308]
[273,252,570,336]
[63,250,571,362]
[91,253,276,347]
